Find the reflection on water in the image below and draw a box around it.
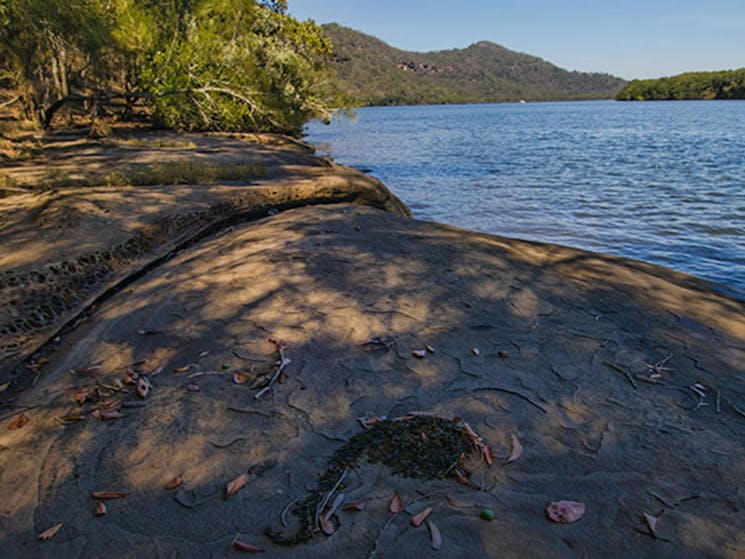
[304,100,745,298]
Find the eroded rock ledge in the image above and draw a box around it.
[0,132,409,380]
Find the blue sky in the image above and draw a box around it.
[287,0,745,79]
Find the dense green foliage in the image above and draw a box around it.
[616,69,745,101]
[0,0,337,134]
[323,24,626,106]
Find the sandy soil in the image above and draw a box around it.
[0,132,743,558]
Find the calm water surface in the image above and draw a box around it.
[304,101,745,298]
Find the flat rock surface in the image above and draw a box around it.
[1,134,744,558]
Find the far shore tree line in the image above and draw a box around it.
[0,0,341,135]
[616,69,745,101]
[2,1,744,138]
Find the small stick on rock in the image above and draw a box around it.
[315,469,347,531]
[604,361,638,389]
[255,340,291,400]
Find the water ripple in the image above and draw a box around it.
[305,100,745,299]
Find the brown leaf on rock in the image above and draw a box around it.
[165,475,184,490]
[389,491,403,513]
[323,493,345,522]
[506,433,523,463]
[9,413,28,430]
[358,416,385,429]
[136,377,150,398]
[233,539,264,552]
[482,444,494,465]
[38,522,63,541]
[428,519,443,550]
[643,512,658,537]
[226,472,249,499]
[173,365,192,373]
[546,501,585,523]
[342,500,366,511]
[233,371,250,384]
[100,411,124,421]
[186,384,200,392]
[411,507,432,527]
[320,516,336,536]
[412,349,427,359]
[454,468,476,488]
[0,381,10,393]
[95,502,107,516]
[91,491,127,500]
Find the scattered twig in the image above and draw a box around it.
[315,469,347,531]
[281,494,308,527]
[635,374,663,385]
[210,437,250,449]
[603,361,637,389]
[227,406,280,418]
[644,355,673,375]
[254,340,291,400]
[725,397,745,419]
[471,386,547,414]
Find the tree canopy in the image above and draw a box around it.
[616,69,745,101]
[0,0,338,134]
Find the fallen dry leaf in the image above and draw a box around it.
[411,507,433,527]
[454,469,476,488]
[233,371,250,384]
[389,491,403,513]
[9,413,28,430]
[165,475,184,490]
[121,401,146,408]
[428,519,443,550]
[136,377,150,398]
[173,365,192,373]
[546,501,585,523]
[233,539,264,553]
[186,384,200,392]
[226,472,249,499]
[100,411,124,421]
[471,347,480,356]
[643,512,658,537]
[506,433,523,463]
[323,493,345,523]
[342,500,366,511]
[358,416,385,429]
[95,502,107,516]
[37,522,63,541]
[412,349,427,359]
[482,444,494,465]
[320,516,336,536]
[0,381,10,393]
[425,345,435,354]
[91,491,127,500]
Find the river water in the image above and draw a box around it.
[304,100,745,298]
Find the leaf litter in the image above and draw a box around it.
[266,415,482,545]
[38,522,63,541]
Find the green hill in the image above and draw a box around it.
[616,69,745,100]
[323,23,626,106]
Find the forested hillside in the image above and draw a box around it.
[0,0,338,135]
[323,23,626,106]
[616,69,745,100]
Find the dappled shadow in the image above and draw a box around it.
[0,202,743,557]
[0,133,407,380]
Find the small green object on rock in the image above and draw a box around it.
[480,509,495,521]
